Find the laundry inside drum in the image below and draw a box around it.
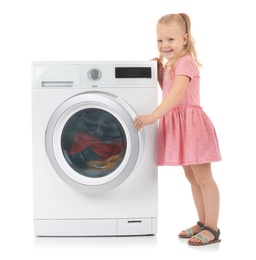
[61,108,127,178]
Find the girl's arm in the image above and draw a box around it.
[134,75,190,131]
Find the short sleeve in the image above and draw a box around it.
[174,55,197,80]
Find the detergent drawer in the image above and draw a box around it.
[33,64,80,87]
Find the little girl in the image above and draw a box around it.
[134,13,221,246]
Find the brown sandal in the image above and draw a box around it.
[188,226,221,246]
[178,221,204,238]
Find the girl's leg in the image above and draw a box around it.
[189,163,220,243]
[179,165,205,236]
[183,165,206,222]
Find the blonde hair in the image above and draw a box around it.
[157,13,202,70]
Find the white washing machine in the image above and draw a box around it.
[32,61,158,236]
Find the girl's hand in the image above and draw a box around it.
[152,57,162,69]
[134,114,156,131]
[152,57,163,89]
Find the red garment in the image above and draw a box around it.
[68,132,123,159]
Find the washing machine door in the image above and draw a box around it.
[45,91,143,193]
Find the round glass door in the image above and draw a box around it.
[61,108,127,178]
[45,92,143,193]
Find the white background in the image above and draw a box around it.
[1,0,255,259]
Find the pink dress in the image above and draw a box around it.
[156,55,221,166]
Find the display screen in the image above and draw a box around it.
[115,67,151,78]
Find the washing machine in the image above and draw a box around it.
[32,61,158,236]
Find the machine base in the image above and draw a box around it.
[34,218,157,236]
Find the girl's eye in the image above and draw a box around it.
[168,38,174,42]
[157,39,162,43]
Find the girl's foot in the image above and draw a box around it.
[188,226,221,246]
[178,221,204,238]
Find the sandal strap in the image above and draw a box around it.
[197,221,204,228]
[202,226,220,240]
[191,233,209,244]
[184,228,193,237]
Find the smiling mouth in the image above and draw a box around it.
[163,50,172,53]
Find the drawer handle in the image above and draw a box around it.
[42,81,74,87]
[128,220,142,224]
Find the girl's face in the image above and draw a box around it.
[157,23,188,60]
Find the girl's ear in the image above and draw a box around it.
[183,33,188,46]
